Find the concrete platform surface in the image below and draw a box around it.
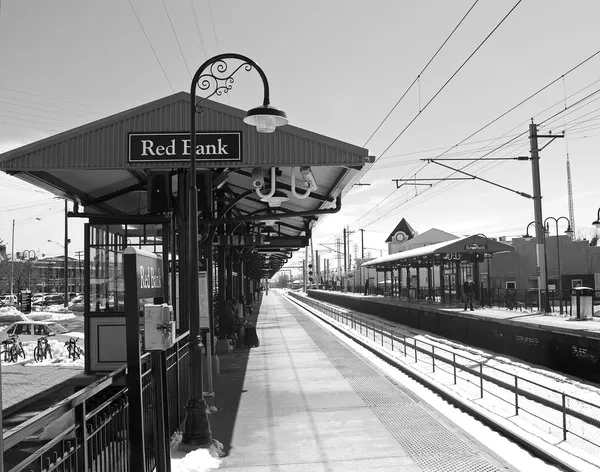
[207,290,515,471]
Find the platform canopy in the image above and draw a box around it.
[362,234,515,269]
[0,92,372,277]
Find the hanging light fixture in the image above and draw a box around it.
[261,189,289,208]
[244,105,288,133]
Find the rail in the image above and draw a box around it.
[3,330,190,472]
[288,291,600,460]
[339,285,599,314]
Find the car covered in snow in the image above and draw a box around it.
[0,294,18,307]
[0,321,73,344]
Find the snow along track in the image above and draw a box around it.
[285,290,600,472]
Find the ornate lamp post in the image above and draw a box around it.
[469,233,489,306]
[183,54,287,449]
[543,216,573,314]
[523,221,550,313]
[21,250,37,291]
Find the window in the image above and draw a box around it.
[528,277,539,289]
[506,281,516,290]
[6,326,15,335]
[15,324,31,335]
[34,325,49,336]
[572,279,583,288]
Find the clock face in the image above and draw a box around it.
[394,231,407,243]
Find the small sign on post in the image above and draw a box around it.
[143,304,174,351]
[199,271,210,329]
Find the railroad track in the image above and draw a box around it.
[286,290,600,472]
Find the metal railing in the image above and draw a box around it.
[325,285,599,314]
[3,330,190,472]
[289,292,600,458]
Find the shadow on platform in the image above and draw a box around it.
[205,297,262,457]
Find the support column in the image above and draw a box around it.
[455,260,462,304]
[440,264,446,303]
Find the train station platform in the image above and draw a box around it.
[203,289,516,471]
[307,290,600,384]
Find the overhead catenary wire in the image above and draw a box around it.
[189,0,207,60]
[127,0,175,93]
[347,50,600,231]
[366,0,524,171]
[361,0,481,148]
[160,0,193,80]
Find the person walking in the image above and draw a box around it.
[463,275,476,311]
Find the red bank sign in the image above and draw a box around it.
[128,132,242,163]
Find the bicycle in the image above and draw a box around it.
[1,336,25,363]
[34,336,52,362]
[65,337,84,361]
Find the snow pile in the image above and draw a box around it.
[0,306,30,323]
[1,339,85,368]
[170,433,223,472]
[0,305,76,323]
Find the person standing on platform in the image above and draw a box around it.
[364,278,370,296]
[463,275,476,311]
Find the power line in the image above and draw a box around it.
[350,50,600,230]
[207,0,221,53]
[189,0,207,60]
[127,0,176,93]
[362,0,480,148]
[373,0,524,165]
[161,0,193,79]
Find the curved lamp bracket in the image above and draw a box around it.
[255,167,277,199]
[290,167,312,199]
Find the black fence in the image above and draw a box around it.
[307,290,600,384]
[3,331,190,472]
[334,285,599,314]
[290,292,600,460]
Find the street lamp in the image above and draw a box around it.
[48,238,70,307]
[523,221,550,313]
[21,250,37,292]
[543,216,573,314]
[183,53,287,449]
[592,207,600,228]
[469,233,490,306]
[10,217,41,299]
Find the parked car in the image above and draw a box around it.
[31,294,66,307]
[0,321,73,343]
[0,294,18,307]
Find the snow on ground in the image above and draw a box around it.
[290,291,600,471]
[0,305,76,323]
[170,433,223,472]
[1,338,84,367]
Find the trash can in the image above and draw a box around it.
[571,286,594,320]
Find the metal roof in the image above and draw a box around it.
[0,92,368,170]
[362,234,515,268]
[0,92,371,277]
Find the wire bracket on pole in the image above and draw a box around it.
[424,159,533,199]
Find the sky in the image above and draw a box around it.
[0,0,599,269]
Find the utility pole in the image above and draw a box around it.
[10,219,15,299]
[64,199,69,307]
[336,238,341,290]
[360,229,365,259]
[75,250,84,292]
[343,228,347,274]
[530,123,552,313]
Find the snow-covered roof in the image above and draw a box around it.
[362,234,515,268]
